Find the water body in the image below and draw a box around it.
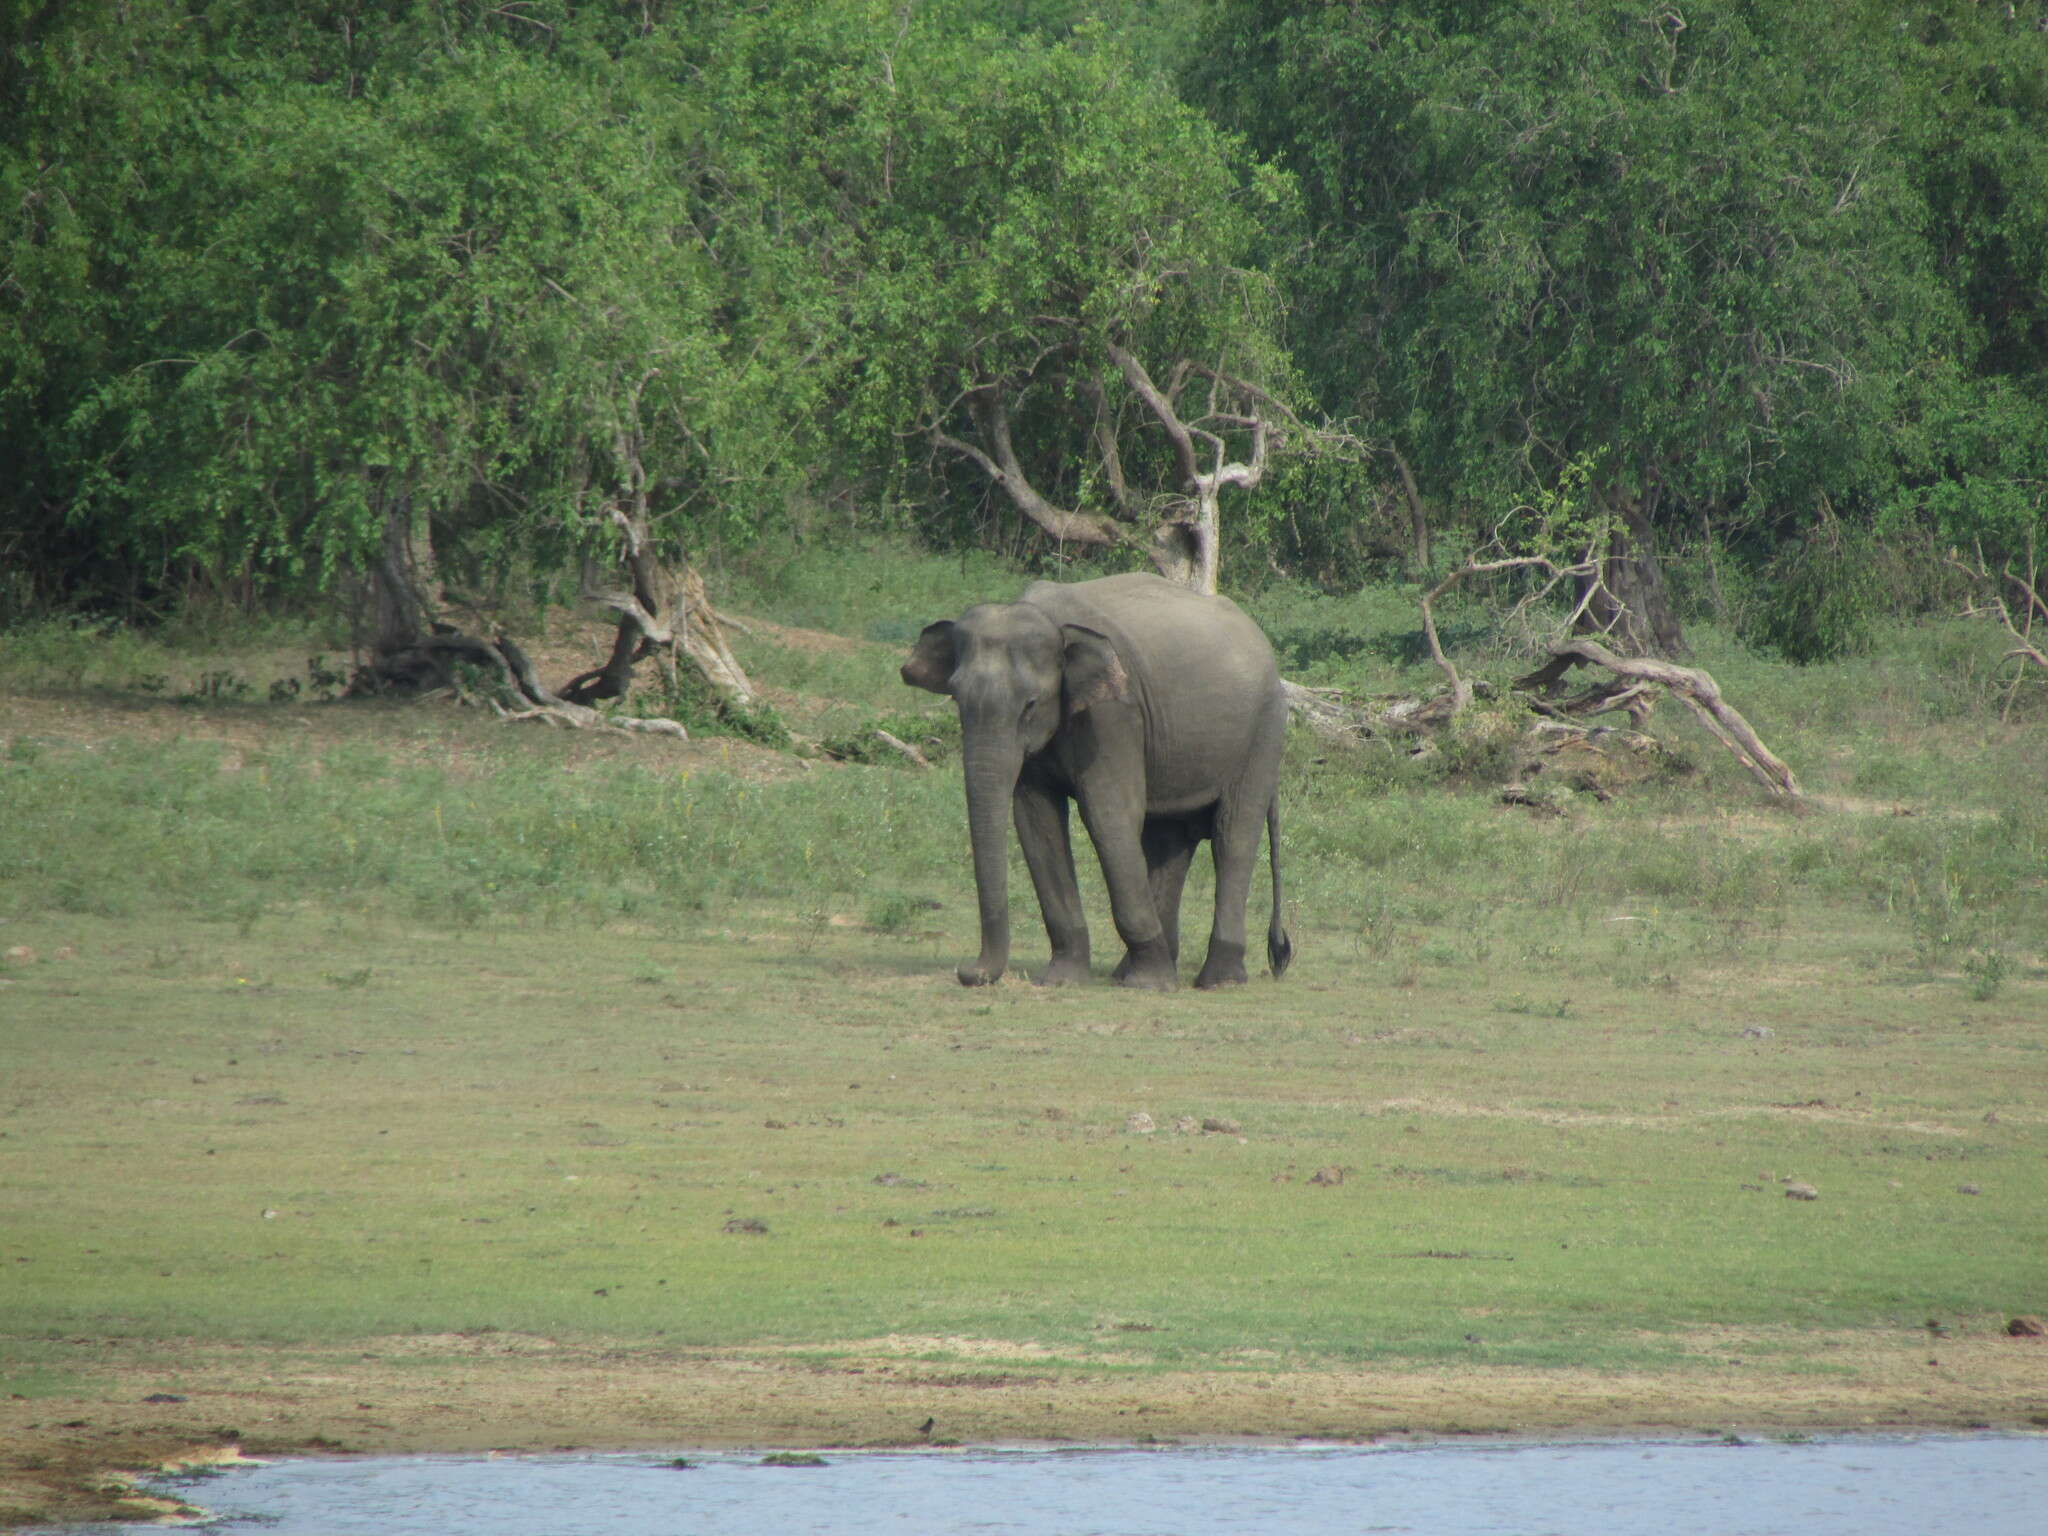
[100,1435,2048,1536]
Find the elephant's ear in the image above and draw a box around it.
[1060,624,1129,713]
[901,620,959,694]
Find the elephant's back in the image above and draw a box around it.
[1025,574,1276,674]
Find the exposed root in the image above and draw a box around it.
[363,631,688,738]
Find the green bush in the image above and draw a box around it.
[642,674,793,750]
[1741,522,1888,664]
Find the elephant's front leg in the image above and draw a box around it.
[1014,779,1091,986]
[1076,795,1177,991]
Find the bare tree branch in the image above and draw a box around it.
[1946,535,2048,720]
[1418,554,1592,714]
[1107,341,1203,491]
[1079,373,1135,516]
[931,383,1135,549]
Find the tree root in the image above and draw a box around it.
[358,631,688,738]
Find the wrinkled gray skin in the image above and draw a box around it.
[902,573,1292,990]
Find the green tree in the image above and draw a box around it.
[2,3,826,677]
[1884,3,2048,563]
[1194,0,1942,651]
[843,19,1306,589]
[4,0,1311,659]
[1876,2,2048,687]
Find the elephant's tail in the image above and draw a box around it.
[1266,795,1293,978]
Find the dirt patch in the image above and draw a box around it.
[362,1331,565,1358]
[0,682,817,786]
[1371,1094,1988,1139]
[4,1331,2043,1527]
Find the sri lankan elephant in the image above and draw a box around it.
[901,572,1292,990]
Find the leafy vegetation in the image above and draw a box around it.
[5,1,2045,655]
[1194,0,2048,641]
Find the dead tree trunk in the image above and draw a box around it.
[1108,345,1276,595]
[565,418,756,713]
[351,398,753,732]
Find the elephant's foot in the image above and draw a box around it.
[1194,941,1249,990]
[1034,954,1092,987]
[1112,938,1178,991]
[956,961,1004,987]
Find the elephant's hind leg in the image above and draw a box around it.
[1195,743,1283,989]
[1111,814,1205,982]
[1193,817,1257,986]
[1148,814,1204,966]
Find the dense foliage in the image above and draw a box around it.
[4,1,2045,658]
[1193,0,2048,649]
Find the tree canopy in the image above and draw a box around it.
[4,0,2046,660]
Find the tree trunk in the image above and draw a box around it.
[350,483,456,692]
[1582,486,1687,658]
[1390,444,1431,574]
[1146,488,1221,595]
[369,484,440,659]
[351,460,749,730]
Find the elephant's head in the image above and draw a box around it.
[902,602,1128,985]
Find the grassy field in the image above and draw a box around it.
[2,548,2045,1522]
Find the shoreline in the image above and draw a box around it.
[6,1332,2043,1527]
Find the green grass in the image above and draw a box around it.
[0,732,968,926]
[720,538,1036,645]
[1,907,2039,1376]
[2,547,2045,1391]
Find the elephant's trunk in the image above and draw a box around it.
[957,730,1023,986]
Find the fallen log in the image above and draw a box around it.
[1542,636,1800,799]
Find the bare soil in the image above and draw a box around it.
[6,1331,2044,1526]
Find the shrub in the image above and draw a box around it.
[644,674,793,749]
[1742,522,1888,664]
[819,710,960,767]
